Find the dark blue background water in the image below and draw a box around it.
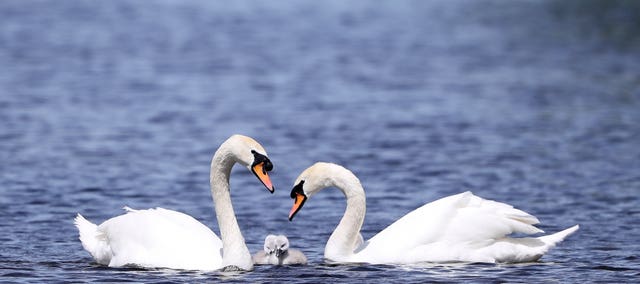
[1,0,639,282]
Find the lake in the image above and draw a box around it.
[0,0,638,282]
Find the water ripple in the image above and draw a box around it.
[1,0,639,283]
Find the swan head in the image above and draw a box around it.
[224,134,275,193]
[288,162,358,221]
[250,149,274,193]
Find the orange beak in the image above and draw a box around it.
[288,192,307,221]
[252,162,274,193]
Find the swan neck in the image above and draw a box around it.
[325,176,366,261]
[210,146,252,270]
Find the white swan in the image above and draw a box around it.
[253,234,308,265]
[74,135,275,271]
[288,162,579,264]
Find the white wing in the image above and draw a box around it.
[356,192,576,263]
[77,208,223,270]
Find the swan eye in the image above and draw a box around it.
[251,151,273,172]
[263,159,273,172]
[290,180,305,198]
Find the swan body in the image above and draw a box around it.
[75,135,275,271]
[75,207,222,270]
[253,235,307,265]
[288,162,579,264]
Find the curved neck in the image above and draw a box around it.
[210,145,253,270]
[324,173,366,261]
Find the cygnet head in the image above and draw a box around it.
[263,235,277,254]
[273,235,289,257]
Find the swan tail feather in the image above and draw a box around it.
[74,214,111,265]
[75,214,98,252]
[123,206,137,212]
[538,225,579,249]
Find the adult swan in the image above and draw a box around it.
[74,135,275,271]
[288,162,579,264]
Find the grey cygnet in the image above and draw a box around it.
[253,234,307,265]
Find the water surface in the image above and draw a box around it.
[1,0,639,282]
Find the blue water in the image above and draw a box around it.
[1,0,639,282]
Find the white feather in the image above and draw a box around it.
[74,135,272,271]
[293,162,579,264]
